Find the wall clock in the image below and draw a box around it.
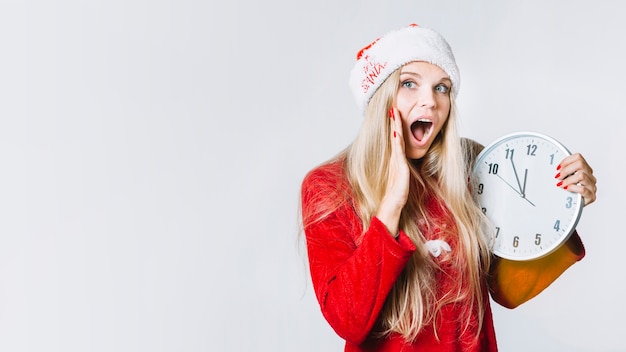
[471,132,583,261]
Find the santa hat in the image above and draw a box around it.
[349,24,460,114]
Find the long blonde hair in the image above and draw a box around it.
[345,67,492,341]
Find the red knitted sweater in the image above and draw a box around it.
[301,160,497,351]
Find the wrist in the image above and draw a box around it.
[376,200,403,238]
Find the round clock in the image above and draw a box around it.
[471,131,583,261]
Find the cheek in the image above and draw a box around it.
[437,97,451,115]
[401,123,411,142]
[395,101,414,129]
[398,113,412,135]
[395,90,413,112]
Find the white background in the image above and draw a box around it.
[0,0,623,351]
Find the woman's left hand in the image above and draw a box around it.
[556,153,597,206]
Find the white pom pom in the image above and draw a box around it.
[425,239,452,257]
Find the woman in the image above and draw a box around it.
[300,24,597,351]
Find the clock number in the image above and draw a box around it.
[535,233,542,245]
[495,227,500,238]
[505,148,514,159]
[549,153,555,165]
[554,220,561,231]
[526,144,537,156]
[565,196,573,209]
[481,207,487,214]
[488,163,499,175]
[513,236,519,248]
[477,183,484,195]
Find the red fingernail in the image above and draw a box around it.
[554,173,560,179]
[556,181,563,187]
[557,164,562,171]
[394,131,397,138]
[389,109,395,120]
[564,185,569,190]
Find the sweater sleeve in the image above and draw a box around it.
[488,231,585,309]
[301,168,416,344]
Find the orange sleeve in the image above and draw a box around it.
[488,231,585,309]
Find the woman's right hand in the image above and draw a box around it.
[375,107,410,237]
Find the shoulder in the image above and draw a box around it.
[461,137,484,158]
[461,137,485,171]
[302,157,348,193]
[300,157,354,227]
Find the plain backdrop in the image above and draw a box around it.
[0,0,623,351]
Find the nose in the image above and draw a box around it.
[418,88,435,108]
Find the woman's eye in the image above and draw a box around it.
[435,84,450,93]
[401,81,416,89]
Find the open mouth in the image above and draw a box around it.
[410,119,433,142]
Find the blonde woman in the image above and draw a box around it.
[300,24,597,351]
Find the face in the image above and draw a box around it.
[395,61,452,160]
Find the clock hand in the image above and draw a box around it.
[521,168,528,197]
[522,195,535,207]
[495,173,522,197]
[509,153,524,195]
[519,168,535,206]
[495,173,536,207]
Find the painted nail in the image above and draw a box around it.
[389,109,395,120]
[564,185,569,190]
[557,164,562,171]
[557,181,563,187]
[394,131,397,138]
[554,173,561,179]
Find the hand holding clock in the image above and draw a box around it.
[555,153,597,206]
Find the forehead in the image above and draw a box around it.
[400,61,449,80]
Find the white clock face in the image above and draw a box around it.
[471,132,583,261]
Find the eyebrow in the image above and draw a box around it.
[400,71,451,83]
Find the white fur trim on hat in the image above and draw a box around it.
[349,24,460,114]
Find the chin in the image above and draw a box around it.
[407,140,437,160]
[407,149,428,160]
